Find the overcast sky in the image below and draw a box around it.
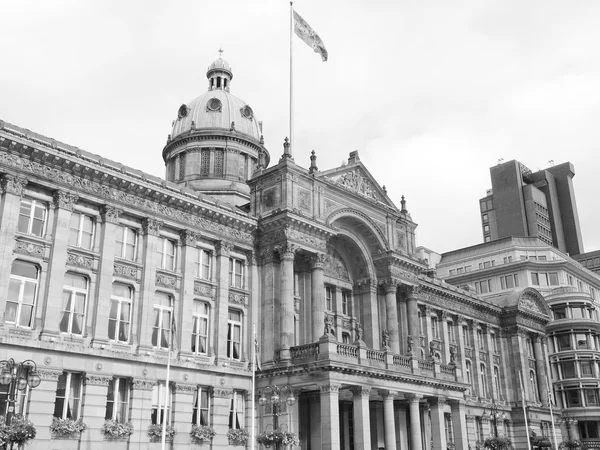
[1,0,599,255]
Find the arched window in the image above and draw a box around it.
[109,283,133,343]
[152,292,173,349]
[192,302,210,355]
[6,260,39,328]
[60,273,88,335]
[480,363,488,397]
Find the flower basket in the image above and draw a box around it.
[227,428,250,446]
[447,442,456,450]
[257,429,299,447]
[147,423,177,443]
[50,417,87,438]
[190,425,216,444]
[531,436,552,449]
[101,419,134,439]
[483,437,515,450]
[0,416,37,447]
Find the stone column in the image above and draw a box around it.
[0,175,28,328]
[173,384,196,447]
[396,404,409,450]
[130,379,155,446]
[82,374,112,446]
[408,394,423,450]
[450,400,468,450]
[362,279,380,348]
[40,190,79,338]
[382,280,400,353]
[310,252,326,341]
[320,384,341,450]
[28,368,62,442]
[137,218,163,350]
[279,243,296,359]
[533,334,549,405]
[179,230,198,357]
[91,206,121,346]
[259,247,277,365]
[351,386,371,450]
[381,390,397,450]
[430,397,447,450]
[246,250,260,358]
[407,286,420,352]
[214,240,233,363]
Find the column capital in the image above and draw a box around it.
[429,396,447,407]
[517,327,530,338]
[319,383,341,394]
[309,252,326,270]
[449,399,466,408]
[407,393,422,403]
[407,284,423,298]
[0,174,28,197]
[179,229,199,246]
[259,246,276,264]
[350,386,371,397]
[142,217,163,236]
[215,240,234,256]
[379,389,397,399]
[53,190,78,211]
[276,243,297,260]
[100,205,122,224]
[245,249,257,266]
[441,310,450,321]
[380,278,399,294]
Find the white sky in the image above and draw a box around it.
[1,0,599,255]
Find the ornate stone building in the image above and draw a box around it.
[0,57,554,449]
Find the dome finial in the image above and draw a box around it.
[218,47,224,58]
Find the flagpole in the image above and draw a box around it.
[251,322,256,450]
[161,300,174,450]
[289,1,294,158]
[547,378,558,450]
[519,371,532,450]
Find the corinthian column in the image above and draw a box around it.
[310,252,326,342]
[408,394,423,450]
[533,334,549,405]
[279,243,296,359]
[382,280,400,353]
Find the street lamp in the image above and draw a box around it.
[0,358,41,426]
[482,399,507,438]
[258,385,296,449]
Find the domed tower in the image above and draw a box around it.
[162,55,270,206]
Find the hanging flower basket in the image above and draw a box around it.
[190,425,216,444]
[227,428,250,446]
[147,423,177,443]
[483,437,515,450]
[257,429,300,447]
[0,417,37,447]
[559,440,584,450]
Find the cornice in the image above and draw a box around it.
[0,123,257,242]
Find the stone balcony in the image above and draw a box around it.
[289,338,461,383]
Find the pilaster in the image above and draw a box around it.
[82,374,112,446]
[310,253,326,342]
[28,368,62,441]
[179,229,199,358]
[214,240,233,362]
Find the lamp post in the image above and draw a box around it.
[0,358,41,427]
[482,399,507,438]
[258,385,296,449]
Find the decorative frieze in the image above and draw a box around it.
[193,282,214,298]
[67,252,94,269]
[38,369,62,381]
[133,379,156,390]
[85,375,112,386]
[54,190,79,211]
[156,273,177,289]
[229,291,247,306]
[14,239,45,257]
[213,388,233,398]
[176,383,197,394]
[0,174,27,196]
[114,263,138,279]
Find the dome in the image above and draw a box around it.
[208,57,232,76]
[171,89,261,142]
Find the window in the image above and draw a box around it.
[195,248,212,280]
[109,283,133,343]
[192,387,210,426]
[483,225,490,233]
[227,309,242,360]
[69,212,95,249]
[18,198,47,237]
[419,310,426,336]
[529,370,539,401]
[477,329,485,349]
[151,382,173,425]
[560,361,576,378]
[567,275,574,286]
[526,339,534,358]
[585,388,600,408]
[229,257,244,288]
[475,279,492,294]
[576,333,589,349]
[463,326,471,347]
[325,286,333,311]
[531,273,539,285]
[229,391,245,429]
[6,260,38,328]
[0,383,29,417]
[557,334,572,351]
[548,272,559,286]
[53,372,82,419]
[480,364,488,397]
[152,293,173,349]
[490,333,498,353]
[431,317,439,339]
[60,273,88,335]
[494,367,501,397]
[500,274,519,290]
[342,332,351,344]
[466,360,472,386]
[538,255,547,261]
[580,421,600,439]
[447,322,455,343]
[503,256,512,264]
[192,303,210,355]
[475,416,484,442]
[482,213,488,223]
[341,290,349,315]
[485,236,491,243]
[444,412,454,444]
[553,307,567,320]
[581,360,594,377]
[115,225,138,260]
[158,238,176,271]
[565,388,581,407]
[105,377,130,422]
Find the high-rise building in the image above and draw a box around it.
[0,57,557,450]
[438,237,600,446]
[479,160,584,256]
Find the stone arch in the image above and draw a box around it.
[326,208,389,256]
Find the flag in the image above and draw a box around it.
[254,333,261,372]
[293,10,328,62]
